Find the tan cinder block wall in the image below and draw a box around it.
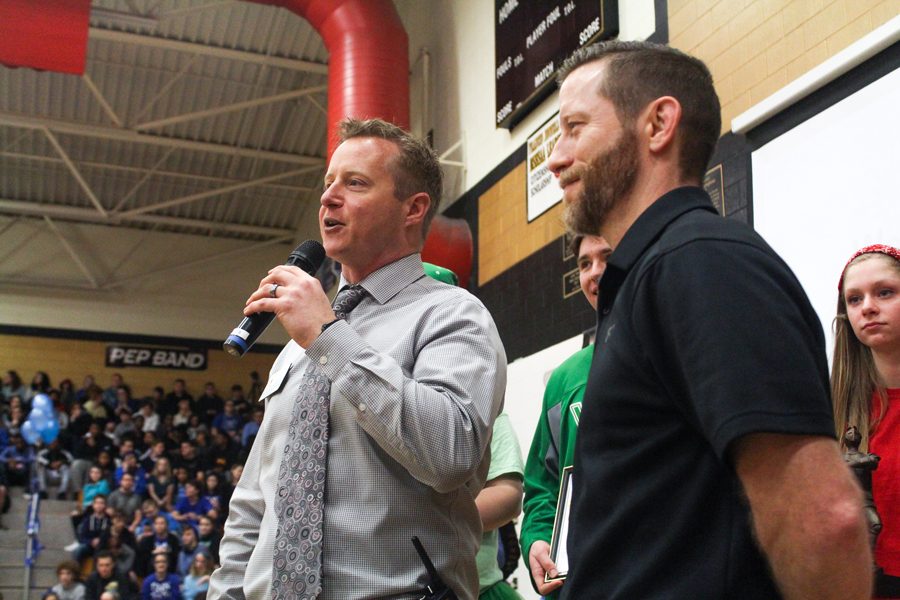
[670,0,899,134]
[0,333,277,400]
[478,163,568,285]
[478,0,898,284]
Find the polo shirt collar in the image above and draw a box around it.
[606,186,716,275]
[337,253,426,305]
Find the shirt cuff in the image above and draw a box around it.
[303,319,367,383]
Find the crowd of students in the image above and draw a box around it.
[1,242,898,600]
[0,370,264,600]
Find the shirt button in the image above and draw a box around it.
[319,356,328,365]
[358,403,367,412]
[601,307,610,315]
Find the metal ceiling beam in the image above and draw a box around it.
[91,7,159,29]
[135,85,327,131]
[304,95,327,117]
[0,227,294,294]
[113,147,177,212]
[0,277,99,293]
[0,112,323,166]
[160,1,237,20]
[119,166,319,217]
[0,216,20,237]
[42,216,100,289]
[130,54,200,125]
[82,73,124,128]
[103,234,294,289]
[42,127,109,218]
[0,199,295,238]
[210,14,287,233]
[89,28,329,75]
[0,151,316,193]
[2,131,30,152]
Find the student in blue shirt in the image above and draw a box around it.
[141,553,181,600]
[172,481,212,530]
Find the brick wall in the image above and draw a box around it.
[670,0,898,133]
[478,163,568,285]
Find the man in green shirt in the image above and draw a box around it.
[519,234,610,598]
[424,262,526,600]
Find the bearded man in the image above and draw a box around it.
[548,40,871,600]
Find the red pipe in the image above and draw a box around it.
[422,216,474,289]
[253,0,409,158]
[0,0,91,74]
[253,1,471,282]
[2,0,466,282]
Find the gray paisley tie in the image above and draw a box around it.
[272,284,367,599]
[330,285,367,321]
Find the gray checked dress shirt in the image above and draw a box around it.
[208,253,507,600]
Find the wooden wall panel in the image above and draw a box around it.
[0,333,277,399]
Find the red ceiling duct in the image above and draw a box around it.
[256,1,471,282]
[1,0,466,278]
[0,0,91,74]
[422,216,474,289]
[253,0,410,158]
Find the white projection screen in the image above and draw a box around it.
[751,65,900,361]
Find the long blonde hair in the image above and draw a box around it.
[189,551,214,577]
[832,252,900,450]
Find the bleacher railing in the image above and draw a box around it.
[23,482,42,600]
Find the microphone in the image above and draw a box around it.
[223,240,326,358]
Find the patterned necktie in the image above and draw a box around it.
[331,284,367,320]
[272,285,367,600]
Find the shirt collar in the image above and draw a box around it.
[337,253,426,305]
[606,186,717,275]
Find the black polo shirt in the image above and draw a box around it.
[561,187,835,599]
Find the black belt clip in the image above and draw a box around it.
[412,536,459,600]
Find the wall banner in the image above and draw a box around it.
[527,112,562,222]
[105,345,208,371]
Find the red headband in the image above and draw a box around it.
[838,244,900,291]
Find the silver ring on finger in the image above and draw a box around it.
[269,283,279,298]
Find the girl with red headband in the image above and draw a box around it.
[833,244,900,597]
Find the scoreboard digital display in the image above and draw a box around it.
[495,1,618,130]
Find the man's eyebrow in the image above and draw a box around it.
[324,169,369,182]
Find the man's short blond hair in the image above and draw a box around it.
[337,118,443,237]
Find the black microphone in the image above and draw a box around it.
[223,240,326,358]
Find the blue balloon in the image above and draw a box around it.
[28,409,50,432]
[21,420,40,445]
[40,417,60,444]
[31,394,53,416]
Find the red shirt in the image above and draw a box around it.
[870,388,900,576]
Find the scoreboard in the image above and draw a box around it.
[495,0,618,130]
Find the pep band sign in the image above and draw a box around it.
[106,345,208,371]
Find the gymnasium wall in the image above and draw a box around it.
[2,0,896,375]
[427,0,897,361]
[0,327,278,400]
[472,0,896,291]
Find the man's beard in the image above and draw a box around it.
[562,127,639,236]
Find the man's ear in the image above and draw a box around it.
[642,96,682,155]
[405,192,431,227]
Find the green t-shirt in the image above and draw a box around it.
[476,412,525,591]
[519,344,592,598]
